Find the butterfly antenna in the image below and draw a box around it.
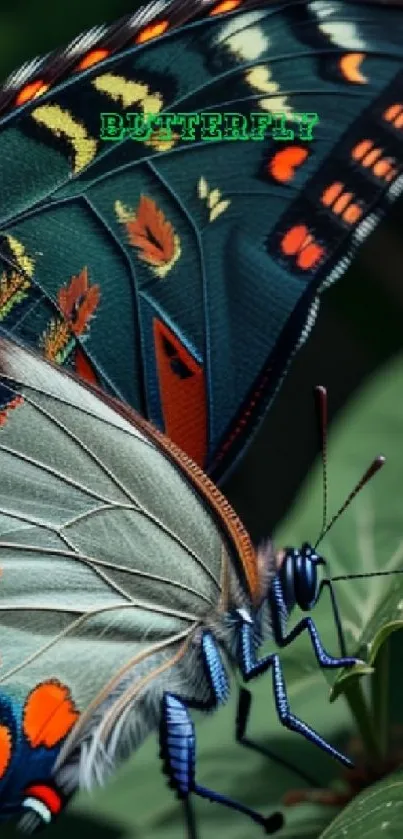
[313,387,350,656]
[315,455,385,551]
[314,385,329,544]
[332,567,403,583]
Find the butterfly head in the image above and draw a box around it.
[279,543,326,611]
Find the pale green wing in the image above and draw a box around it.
[0,337,226,715]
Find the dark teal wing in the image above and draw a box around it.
[0,0,402,481]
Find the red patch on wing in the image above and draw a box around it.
[268,146,309,183]
[280,225,324,270]
[74,347,99,385]
[24,784,63,815]
[153,318,207,467]
[23,681,79,749]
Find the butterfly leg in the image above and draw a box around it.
[238,621,353,767]
[270,577,358,669]
[159,631,284,835]
[235,686,319,787]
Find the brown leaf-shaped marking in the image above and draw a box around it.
[125,195,181,277]
[57,267,100,335]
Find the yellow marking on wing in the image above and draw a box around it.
[246,66,294,118]
[115,200,133,224]
[259,97,294,117]
[144,129,180,152]
[6,235,35,278]
[210,200,231,222]
[208,188,222,208]
[246,65,279,95]
[197,177,231,222]
[92,73,163,114]
[32,104,98,173]
[198,177,209,200]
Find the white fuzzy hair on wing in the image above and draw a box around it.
[55,635,212,794]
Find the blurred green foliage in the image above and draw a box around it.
[0,0,137,80]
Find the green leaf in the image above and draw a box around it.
[318,766,403,839]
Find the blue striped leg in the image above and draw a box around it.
[238,620,353,767]
[159,631,284,836]
[269,577,358,670]
[236,686,319,787]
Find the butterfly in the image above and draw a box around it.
[0,0,403,486]
[0,0,403,833]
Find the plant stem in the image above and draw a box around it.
[343,677,382,766]
[371,638,390,760]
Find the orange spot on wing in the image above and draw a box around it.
[268,146,308,183]
[209,0,242,14]
[136,21,169,44]
[351,139,398,183]
[15,80,49,106]
[280,225,324,270]
[76,49,110,71]
[321,182,343,206]
[352,139,373,161]
[339,53,367,84]
[281,225,308,256]
[363,147,382,168]
[297,242,324,270]
[23,681,79,749]
[333,192,353,214]
[384,103,403,129]
[373,158,393,179]
[153,318,207,467]
[343,204,362,224]
[0,724,12,778]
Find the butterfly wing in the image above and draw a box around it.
[0,336,255,821]
[0,0,403,481]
